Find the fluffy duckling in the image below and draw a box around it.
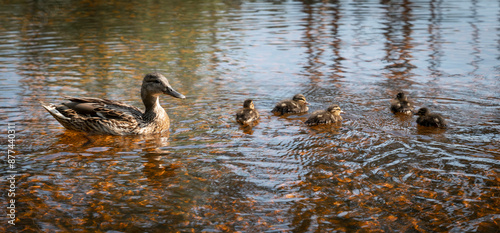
[305,104,343,126]
[390,92,414,115]
[271,94,309,115]
[236,99,259,125]
[414,107,447,128]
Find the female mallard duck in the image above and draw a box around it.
[414,107,447,128]
[235,99,259,125]
[390,92,414,115]
[305,104,343,126]
[42,73,185,135]
[271,94,309,115]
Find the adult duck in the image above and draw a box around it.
[390,92,414,115]
[42,73,185,135]
[305,104,344,126]
[271,94,309,115]
[236,99,260,125]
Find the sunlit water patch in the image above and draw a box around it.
[0,0,499,232]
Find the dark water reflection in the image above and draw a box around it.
[1,0,499,232]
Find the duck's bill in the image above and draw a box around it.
[165,86,186,99]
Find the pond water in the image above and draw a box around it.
[1,0,499,232]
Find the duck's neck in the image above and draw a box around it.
[142,93,166,121]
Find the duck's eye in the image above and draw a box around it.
[150,80,161,84]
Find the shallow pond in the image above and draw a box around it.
[1,0,499,232]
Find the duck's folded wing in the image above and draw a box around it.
[41,97,142,135]
[65,97,143,119]
[272,100,301,114]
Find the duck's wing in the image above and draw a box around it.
[65,97,143,118]
[390,99,400,113]
[272,100,302,114]
[305,110,331,125]
[416,114,447,128]
[431,114,447,128]
[42,97,143,135]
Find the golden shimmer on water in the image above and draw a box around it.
[1,0,499,232]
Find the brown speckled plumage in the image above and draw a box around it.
[390,92,414,115]
[305,104,343,126]
[415,107,447,128]
[271,94,309,115]
[236,99,259,125]
[42,73,185,135]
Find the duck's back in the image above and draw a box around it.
[305,110,341,126]
[417,113,447,128]
[236,108,259,125]
[43,97,144,135]
[390,99,413,114]
[272,100,307,115]
[65,97,143,117]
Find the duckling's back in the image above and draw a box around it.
[272,100,308,115]
[236,108,259,125]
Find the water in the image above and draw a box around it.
[1,0,499,232]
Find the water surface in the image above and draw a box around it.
[1,0,499,232]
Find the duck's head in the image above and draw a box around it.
[414,107,429,116]
[396,92,408,101]
[327,104,344,115]
[243,99,255,109]
[292,94,309,105]
[142,73,186,99]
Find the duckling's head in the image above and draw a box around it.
[292,94,308,105]
[327,104,344,115]
[396,92,408,101]
[142,73,185,99]
[243,99,255,109]
[415,107,429,116]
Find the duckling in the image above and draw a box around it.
[390,92,414,115]
[236,99,259,125]
[305,104,343,126]
[414,107,447,128]
[271,94,309,115]
[42,73,185,135]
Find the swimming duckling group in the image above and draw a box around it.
[236,92,447,128]
[42,72,447,136]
